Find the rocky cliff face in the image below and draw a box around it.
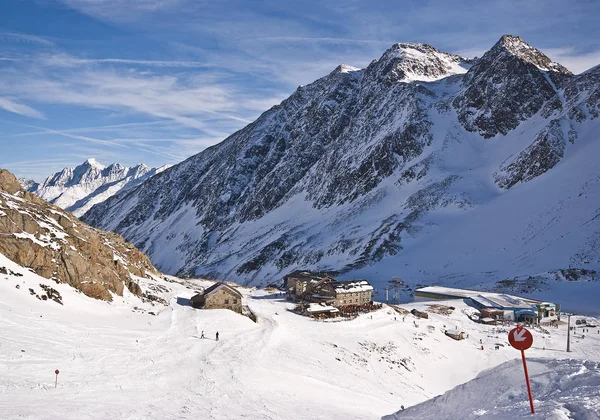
[26,159,169,217]
[82,35,600,286]
[1,169,158,300]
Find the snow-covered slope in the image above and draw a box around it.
[1,253,599,419]
[384,358,600,419]
[27,159,169,217]
[81,35,600,295]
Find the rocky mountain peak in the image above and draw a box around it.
[490,34,572,74]
[453,35,575,138]
[367,41,471,84]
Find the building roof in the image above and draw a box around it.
[284,270,332,281]
[446,329,463,336]
[306,303,339,314]
[202,282,242,298]
[331,280,373,293]
[415,286,543,308]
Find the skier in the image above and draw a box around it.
[216,331,219,341]
[200,330,205,339]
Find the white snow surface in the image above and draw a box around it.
[1,253,599,420]
[384,358,600,419]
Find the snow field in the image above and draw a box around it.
[1,253,599,419]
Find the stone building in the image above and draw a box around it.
[314,280,373,308]
[284,270,335,299]
[191,282,243,314]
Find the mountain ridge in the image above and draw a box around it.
[24,159,169,217]
[82,35,600,290]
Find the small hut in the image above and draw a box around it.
[445,329,465,341]
[411,308,429,319]
[191,282,243,314]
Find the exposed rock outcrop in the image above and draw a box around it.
[0,169,158,301]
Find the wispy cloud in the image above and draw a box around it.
[253,36,394,45]
[0,97,45,119]
[0,32,55,47]
[544,48,600,74]
[41,54,214,69]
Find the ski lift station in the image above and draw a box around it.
[415,286,558,324]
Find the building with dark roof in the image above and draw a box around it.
[191,282,243,314]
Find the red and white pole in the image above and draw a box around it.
[520,350,535,414]
[55,369,60,388]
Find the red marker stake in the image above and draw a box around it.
[520,350,535,414]
[508,325,535,414]
[55,369,59,388]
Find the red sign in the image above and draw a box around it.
[55,369,60,375]
[508,326,533,350]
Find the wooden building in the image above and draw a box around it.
[191,282,243,314]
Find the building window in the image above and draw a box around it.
[224,299,229,304]
[233,299,237,304]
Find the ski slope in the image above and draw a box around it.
[1,253,599,419]
[384,358,600,419]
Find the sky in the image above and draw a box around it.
[0,0,599,181]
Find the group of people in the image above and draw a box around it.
[200,330,219,341]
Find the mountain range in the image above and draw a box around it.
[74,35,600,293]
[22,159,169,217]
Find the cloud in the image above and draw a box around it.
[543,48,600,74]
[0,97,45,119]
[58,0,185,22]
[0,58,284,131]
[253,36,394,46]
[0,32,54,47]
[41,54,213,69]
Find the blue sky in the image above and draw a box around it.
[0,0,599,180]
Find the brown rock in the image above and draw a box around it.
[0,168,159,301]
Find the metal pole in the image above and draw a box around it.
[385,288,389,304]
[521,350,535,414]
[566,314,571,352]
[55,374,58,388]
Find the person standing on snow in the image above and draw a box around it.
[216,331,219,341]
[200,330,205,339]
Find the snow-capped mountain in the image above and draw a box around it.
[17,177,38,191]
[82,35,600,291]
[25,159,169,217]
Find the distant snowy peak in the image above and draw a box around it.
[368,42,472,83]
[30,159,169,217]
[18,178,38,191]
